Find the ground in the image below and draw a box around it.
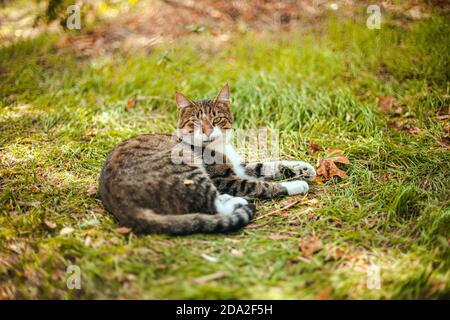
[0,0,449,299]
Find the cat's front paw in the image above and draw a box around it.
[280,180,309,195]
[215,194,248,215]
[280,161,316,181]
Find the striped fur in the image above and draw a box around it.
[99,86,314,235]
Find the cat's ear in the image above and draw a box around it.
[214,84,230,105]
[175,92,194,109]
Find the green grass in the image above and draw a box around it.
[0,9,449,299]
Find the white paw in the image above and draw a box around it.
[215,194,248,215]
[280,180,309,195]
[280,161,316,181]
[217,194,234,203]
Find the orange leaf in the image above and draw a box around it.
[316,148,350,181]
[87,185,97,197]
[328,155,350,165]
[328,161,348,179]
[299,235,322,258]
[316,160,329,179]
[126,97,138,109]
[325,148,345,156]
[377,96,397,114]
[308,142,321,154]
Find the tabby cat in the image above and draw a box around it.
[99,85,316,235]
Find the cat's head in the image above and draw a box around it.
[176,85,233,144]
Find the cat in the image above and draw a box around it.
[99,85,316,235]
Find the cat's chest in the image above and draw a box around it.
[204,144,251,179]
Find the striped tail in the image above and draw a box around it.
[123,204,256,235]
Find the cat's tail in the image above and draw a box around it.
[123,204,256,235]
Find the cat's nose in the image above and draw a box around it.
[202,123,213,136]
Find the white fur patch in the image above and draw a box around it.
[280,180,309,195]
[214,194,248,215]
[224,144,252,179]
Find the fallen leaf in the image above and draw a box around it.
[115,227,132,235]
[437,135,450,149]
[316,149,350,181]
[268,233,290,241]
[436,114,449,120]
[36,161,45,167]
[0,169,16,176]
[59,227,74,235]
[404,124,421,135]
[328,161,348,179]
[388,120,421,135]
[326,246,346,260]
[43,220,57,229]
[308,142,321,154]
[299,235,322,258]
[183,179,194,185]
[87,185,97,197]
[318,287,333,300]
[126,96,138,109]
[388,119,402,129]
[377,96,397,114]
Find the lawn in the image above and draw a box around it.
[0,1,449,299]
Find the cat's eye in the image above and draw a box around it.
[213,118,223,125]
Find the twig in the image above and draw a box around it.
[193,271,228,284]
[253,196,306,221]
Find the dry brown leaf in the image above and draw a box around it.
[328,161,348,179]
[377,96,397,114]
[388,119,402,129]
[316,148,350,181]
[126,96,138,109]
[308,142,321,154]
[324,147,345,156]
[299,235,322,258]
[326,246,346,260]
[328,156,350,165]
[0,169,16,176]
[87,185,97,197]
[318,287,333,300]
[115,227,132,235]
[436,114,449,120]
[437,135,450,149]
